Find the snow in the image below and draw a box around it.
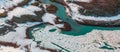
[0,0,24,10]
[42,13,57,24]
[32,25,120,52]
[42,13,65,28]
[0,0,42,20]
[0,22,39,43]
[0,46,25,52]
[7,5,41,20]
[0,19,6,25]
[12,0,24,4]
[25,5,42,12]
[28,0,35,5]
[0,0,51,52]
[65,6,71,16]
[7,7,35,19]
[0,9,5,13]
[0,22,50,52]
[55,24,64,28]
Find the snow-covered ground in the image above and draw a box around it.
[32,25,120,52]
[0,0,24,9]
[7,5,41,20]
[0,0,54,52]
[0,22,51,52]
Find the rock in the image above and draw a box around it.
[17,0,29,6]
[0,21,17,35]
[11,15,41,23]
[45,17,71,31]
[76,19,120,27]
[59,22,71,31]
[73,0,119,17]
[116,0,120,5]
[31,1,39,6]
[54,17,71,31]
[0,12,7,17]
[46,4,58,13]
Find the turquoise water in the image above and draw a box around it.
[27,0,120,37]
[41,0,120,36]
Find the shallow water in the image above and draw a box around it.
[29,0,120,36]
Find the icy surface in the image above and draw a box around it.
[33,25,120,52]
[0,0,24,9]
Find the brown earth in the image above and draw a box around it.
[73,0,120,17]
[46,4,58,13]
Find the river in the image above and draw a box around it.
[28,0,120,37]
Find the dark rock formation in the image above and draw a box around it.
[0,41,19,48]
[76,19,120,27]
[59,22,72,31]
[11,10,45,23]
[0,21,17,36]
[46,4,58,13]
[73,0,120,17]
[17,0,29,6]
[31,1,39,6]
[11,15,41,23]
[0,11,7,17]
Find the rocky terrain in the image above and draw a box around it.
[0,0,120,52]
[0,0,60,52]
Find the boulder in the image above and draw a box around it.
[46,4,58,13]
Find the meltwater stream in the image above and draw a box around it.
[29,0,120,37]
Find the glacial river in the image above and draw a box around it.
[29,0,120,37]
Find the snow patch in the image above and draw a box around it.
[42,13,57,24]
[0,0,24,10]
[0,9,5,13]
[7,5,41,20]
[0,46,25,52]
